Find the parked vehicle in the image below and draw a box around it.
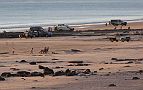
[19,26,52,38]
[108,33,130,42]
[54,24,74,31]
[110,20,127,26]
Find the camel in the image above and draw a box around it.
[39,47,49,54]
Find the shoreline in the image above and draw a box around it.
[1,18,143,32]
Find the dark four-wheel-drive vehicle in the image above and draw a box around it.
[20,26,52,38]
[110,20,127,26]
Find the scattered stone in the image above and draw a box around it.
[43,67,54,75]
[52,52,58,54]
[65,69,77,76]
[29,62,37,65]
[75,63,90,66]
[68,61,83,63]
[67,64,74,66]
[1,72,12,77]
[19,60,27,63]
[99,68,104,70]
[126,61,133,64]
[31,87,36,89]
[54,71,65,76]
[109,84,116,87]
[132,77,140,80]
[139,70,143,74]
[111,58,143,62]
[68,63,89,66]
[21,78,26,80]
[55,66,64,69]
[83,69,91,74]
[36,61,51,63]
[17,71,31,77]
[52,58,59,60]
[31,72,44,77]
[124,65,131,67]
[104,62,108,64]
[71,49,81,52]
[0,76,5,81]
[39,65,45,69]
[0,52,9,54]
[111,58,117,60]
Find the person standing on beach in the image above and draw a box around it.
[105,23,107,26]
[12,48,15,54]
[30,48,34,54]
[46,46,49,54]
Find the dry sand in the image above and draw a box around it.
[1,22,143,90]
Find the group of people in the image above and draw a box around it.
[12,47,50,55]
[39,47,49,54]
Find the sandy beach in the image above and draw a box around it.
[1,22,143,90]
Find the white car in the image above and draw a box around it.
[108,33,130,42]
[54,24,74,31]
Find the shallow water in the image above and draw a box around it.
[0,0,143,30]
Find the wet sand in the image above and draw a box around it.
[74,21,143,31]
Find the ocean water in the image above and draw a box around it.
[0,0,143,30]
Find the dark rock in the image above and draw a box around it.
[43,67,54,75]
[21,78,26,80]
[104,62,108,64]
[36,61,50,63]
[68,61,83,63]
[38,65,45,69]
[55,66,64,69]
[111,58,117,60]
[99,68,104,70]
[10,74,17,77]
[19,60,27,63]
[52,58,59,60]
[83,69,91,74]
[1,72,12,77]
[52,52,58,54]
[124,65,131,67]
[17,71,31,77]
[126,61,133,64]
[109,84,116,87]
[54,71,65,76]
[0,76,5,81]
[31,72,44,77]
[29,62,37,65]
[67,64,74,66]
[71,49,81,52]
[139,70,143,74]
[31,87,36,89]
[132,77,140,80]
[65,69,77,76]
[94,71,97,73]
[75,63,90,66]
